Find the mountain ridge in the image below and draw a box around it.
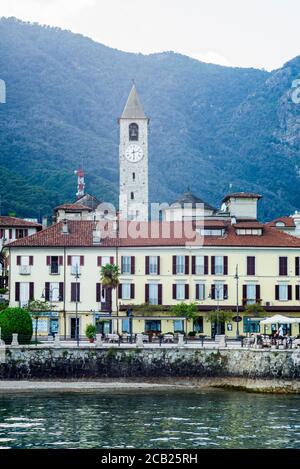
[0,17,299,220]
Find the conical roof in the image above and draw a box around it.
[120,84,147,119]
[172,191,217,212]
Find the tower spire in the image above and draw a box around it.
[120,84,147,120]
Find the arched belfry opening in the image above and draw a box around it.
[129,123,139,141]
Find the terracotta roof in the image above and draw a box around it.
[266,216,295,228]
[199,220,227,228]
[7,219,300,249]
[0,216,42,228]
[233,221,264,229]
[222,192,262,203]
[54,203,92,212]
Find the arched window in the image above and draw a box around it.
[129,123,139,141]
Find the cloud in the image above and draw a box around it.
[1,0,97,24]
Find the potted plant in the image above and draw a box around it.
[85,324,96,343]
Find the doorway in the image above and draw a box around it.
[70,318,80,339]
[211,321,225,338]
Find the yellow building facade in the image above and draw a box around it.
[7,217,300,339]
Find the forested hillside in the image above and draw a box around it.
[1,17,300,220]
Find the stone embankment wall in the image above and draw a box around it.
[0,346,300,380]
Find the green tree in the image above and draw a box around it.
[244,302,266,317]
[28,299,52,345]
[100,264,120,333]
[206,309,233,335]
[171,302,198,335]
[0,307,33,344]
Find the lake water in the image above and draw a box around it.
[0,390,299,449]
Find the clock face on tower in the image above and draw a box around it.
[125,144,144,163]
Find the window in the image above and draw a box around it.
[15,282,34,307]
[215,256,224,275]
[102,256,110,265]
[176,283,185,300]
[236,229,263,236]
[243,317,260,334]
[145,320,161,332]
[122,318,130,333]
[121,283,131,300]
[195,256,205,275]
[193,317,204,333]
[132,172,135,181]
[130,192,134,200]
[16,229,28,239]
[71,283,80,302]
[149,256,158,275]
[173,320,184,333]
[196,283,205,300]
[71,256,80,275]
[213,282,227,300]
[18,256,32,275]
[279,284,288,301]
[245,284,256,305]
[198,229,224,236]
[49,282,60,302]
[129,123,139,141]
[20,282,30,308]
[176,256,185,275]
[279,257,288,276]
[121,256,132,274]
[296,257,300,276]
[247,256,256,276]
[149,284,159,305]
[50,256,59,275]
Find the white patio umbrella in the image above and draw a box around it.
[260,314,298,325]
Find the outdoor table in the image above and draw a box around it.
[163,334,174,343]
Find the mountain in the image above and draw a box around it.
[0,17,300,221]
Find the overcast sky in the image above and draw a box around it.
[0,0,299,70]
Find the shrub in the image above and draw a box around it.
[85,324,96,340]
[0,307,33,344]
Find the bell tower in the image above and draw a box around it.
[119,84,149,221]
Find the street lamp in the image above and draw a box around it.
[74,264,81,347]
[234,264,240,339]
[209,284,224,336]
[127,308,133,343]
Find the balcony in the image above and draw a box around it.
[19,265,31,275]
[71,266,81,276]
[49,266,61,275]
[242,298,262,306]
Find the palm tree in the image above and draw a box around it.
[100,264,120,333]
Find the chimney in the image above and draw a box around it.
[42,216,48,229]
[292,211,300,236]
[61,219,69,235]
[92,221,101,244]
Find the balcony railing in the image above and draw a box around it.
[19,265,31,275]
[49,265,60,275]
[71,266,81,275]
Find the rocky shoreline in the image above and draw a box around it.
[0,377,299,394]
